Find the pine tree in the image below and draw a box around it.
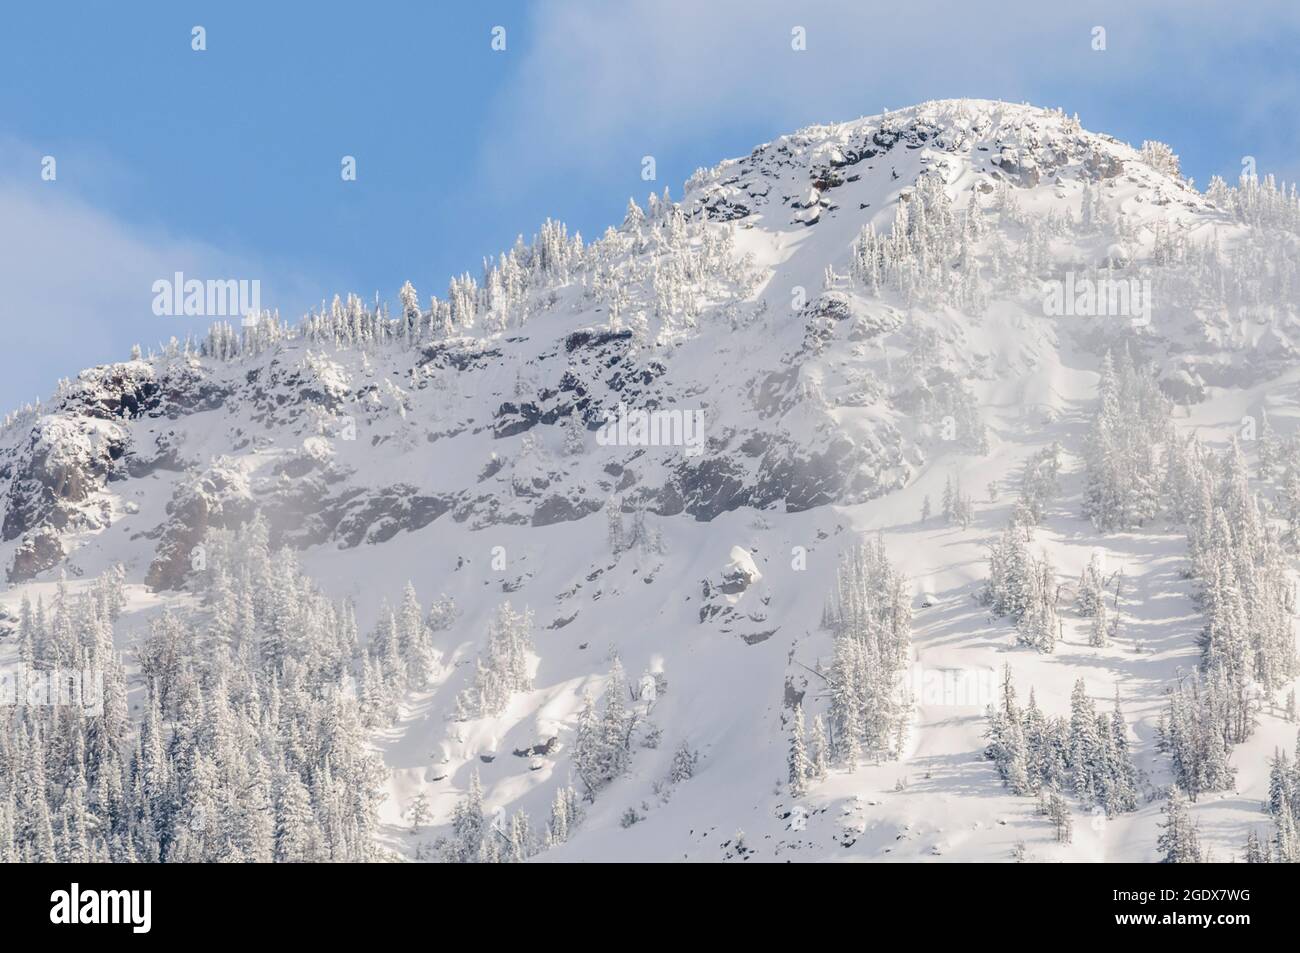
[273,769,320,863]
[669,741,698,784]
[788,703,810,798]
[1243,828,1268,863]
[824,539,913,762]
[398,280,421,335]
[598,660,630,782]
[398,581,433,687]
[407,791,430,833]
[573,689,601,795]
[1259,408,1279,478]
[1275,803,1299,863]
[1047,792,1072,844]
[547,787,570,845]
[1107,690,1140,814]
[563,414,586,456]
[507,810,531,863]
[1077,552,1106,618]
[1089,598,1110,648]
[606,497,625,554]
[1157,786,1203,863]
[810,715,829,781]
[447,769,485,864]
[1069,680,1100,804]
[1083,349,1169,531]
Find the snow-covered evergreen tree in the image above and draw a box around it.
[1157,786,1203,863]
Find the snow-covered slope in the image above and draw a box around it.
[4,99,1300,863]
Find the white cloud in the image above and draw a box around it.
[482,0,1300,192]
[0,146,317,414]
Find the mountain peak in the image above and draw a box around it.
[684,98,1192,231]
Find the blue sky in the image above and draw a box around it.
[1,0,1298,413]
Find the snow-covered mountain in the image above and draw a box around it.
[4,98,1300,863]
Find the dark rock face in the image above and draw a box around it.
[993,147,1040,186]
[532,494,602,527]
[670,456,749,521]
[8,526,64,582]
[62,363,161,420]
[327,485,453,549]
[125,430,189,478]
[65,360,231,421]
[512,736,558,758]
[698,553,774,643]
[660,432,901,522]
[719,563,757,595]
[417,339,502,372]
[564,328,632,353]
[494,401,548,439]
[2,417,124,545]
[3,358,236,582]
[1085,149,1124,180]
[147,472,456,590]
[145,462,257,590]
[1159,370,1206,404]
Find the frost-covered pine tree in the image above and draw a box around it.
[1082,350,1169,531]
[1068,680,1101,803]
[398,280,421,338]
[984,520,1034,620]
[407,791,430,833]
[563,414,586,456]
[788,703,810,798]
[547,786,570,846]
[1016,552,1059,654]
[573,689,601,794]
[810,715,829,781]
[1107,690,1140,814]
[456,602,535,717]
[669,741,699,784]
[1017,444,1062,525]
[606,497,625,554]
[445,769,485,863]
[1077,552,1106,618]
[1259,407,1279,479]
[398,581,434,687]
[598,660,631,782]
[824,538,913,762]
[1089,598,1110,649]
[1049,792,1072,844]
[1243,828,1267,863]
[985,665,1030,795]
[1157,786,1203,863]
[1158,671,1238,798]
